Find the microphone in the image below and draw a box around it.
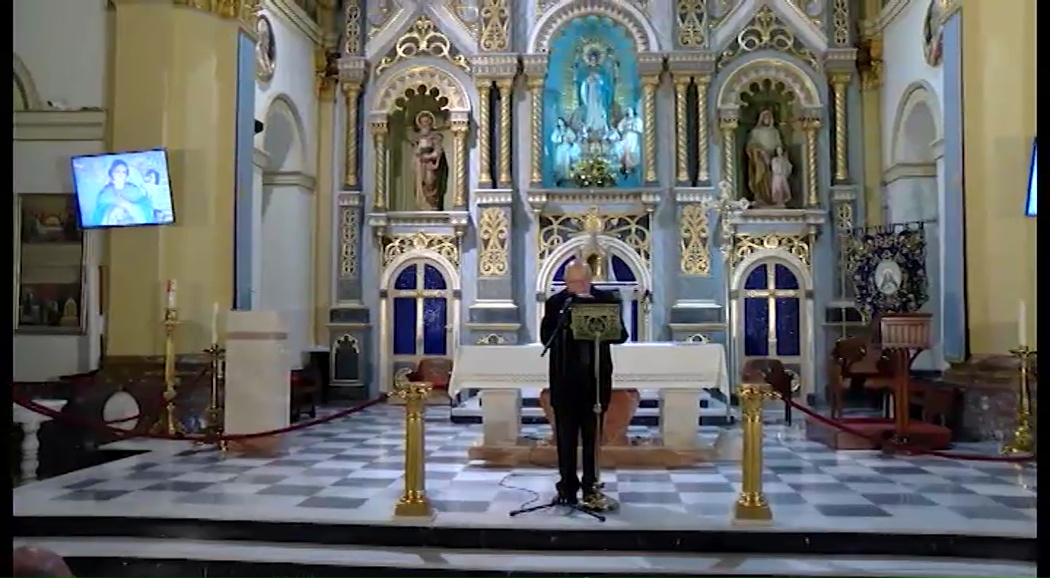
[558,295,575,315]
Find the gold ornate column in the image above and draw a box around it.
[476,80,493,189]
[642,75,659,184]
[831,73,850,183]
[341,82,362,188]
[673,77,690,184]
[526,78,543,186]
[371,122,389,210]
[696,76,710,183]
[719,116,738,192]
[803,118,821,207]
[451,120,468,209]
[496,78,513,187]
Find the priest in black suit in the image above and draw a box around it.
[540,260,629,505]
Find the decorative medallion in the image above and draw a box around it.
[874,259,902,296]
[922,0,943,67]
[256,14,277,82]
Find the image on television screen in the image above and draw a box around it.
[71,149,175,229]
[1026,138,1037,217]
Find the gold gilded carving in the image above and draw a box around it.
[831,73,850,182]
[679,204,712,276]
[673,78,690,184]
[374,17,470,78]
[175,0,259,28]
[451,122,469,208]
[831,0,850,46]
[343,1,362,54]
[315,49,339,99]
[732,233,811,267]
[342,83,361,188]
[449,0,480,39]
[719,117,738,193]
[857,37,883,91]
[479,0,510,52]
[497,79,514,186]
[372,123,389,210]
[478,207,510,277]
[477,81,493,188]
[676,0,707,48]
[802,118,820,206]
[537,208,651,264]
[365,3,400,43]
[696,76,710,183]
[527,78,543,186]
[373,66,470,114]
[476,333,508,345]
[718,7,820,72]
[835,201,853,232]
[531,0,653,53]
[339,206,359,278]
[383,232,460,267]
[642,76,659,184]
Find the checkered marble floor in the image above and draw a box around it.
[14,405,1037,537]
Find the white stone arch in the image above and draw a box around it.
[381,250,463,291]
[528,0,660,53]
[716,58,823,111]
[261,93,309,173]
[536,236,652,294]
[368,60,475,116]
[890,81,943,165]
[13,54,41,111]
[730,250,816,398]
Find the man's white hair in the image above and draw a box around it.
[565,259,592,277]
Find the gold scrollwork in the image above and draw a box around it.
[835,201,854,232]
[344,1,362,54]
[717,6,821,72]
[479,0,510,52]
[175,0,259,29]
[538,208,651,264]
[478,207,510,277]
[857,37,883,91]
[732,234,811,267]
[339,206,359,278]
[374,17,470,78]
[382,232,460,268]
[676,0,707,47]
[476,333,508,345]
[448,0,480,39]
[831,0,849,46]
[679,205,712,276]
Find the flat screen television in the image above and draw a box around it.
[1026,137,1037,217]
[71,148,175,229]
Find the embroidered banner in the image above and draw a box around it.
[845,225,930,322]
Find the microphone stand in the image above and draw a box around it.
[511,297,604,522]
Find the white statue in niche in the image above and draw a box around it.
[551,117,582,184]
[745,109,786,207]
[614,107,643,174]
[769,147,793,207]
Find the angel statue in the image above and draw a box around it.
[614,107,642,175]
[407,110,448,211]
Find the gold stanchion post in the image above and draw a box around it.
[734,382,776,523]
[201,344,227,450]
[150,308,187,437]
[394,381,433,518]
[1002,346,1036,455]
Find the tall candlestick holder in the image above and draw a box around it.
[201,343,227,451]
[1001,346,1036,456]
[150,307,187,437]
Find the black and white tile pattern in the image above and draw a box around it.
[14,405,1037,538]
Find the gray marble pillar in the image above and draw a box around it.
[466,191,520,345]
[327,192,371,399]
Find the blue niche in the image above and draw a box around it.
[742,263,801,358]
[543,15,643,189]
[391,263,451,358]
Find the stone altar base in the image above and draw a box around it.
[466,439,714,468]
[805,416,953,451]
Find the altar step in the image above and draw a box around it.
[450,389,735,426]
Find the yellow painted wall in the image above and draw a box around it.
[962,0,1038,353]
[105,4,239,356]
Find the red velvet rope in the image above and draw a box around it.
[784,398,1034,463]
[12,394,388,443]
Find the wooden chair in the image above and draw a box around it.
[741,358,796,425]
[827,336,896,419]
[290,368,319,422]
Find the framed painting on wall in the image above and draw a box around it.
[16,194,85,334]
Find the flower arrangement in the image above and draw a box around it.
[570,154,617,188]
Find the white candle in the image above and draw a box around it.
[210,302,219,345]
[1018,300,1027,347]
[165,280,177,309]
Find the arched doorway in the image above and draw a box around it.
[888,82,943,370]
[382,257,458,392]
[733,257,812,398]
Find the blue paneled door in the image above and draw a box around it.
[390,261,453,370]
[740,262,803,388]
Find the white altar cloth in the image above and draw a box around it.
[449,342,730,449]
